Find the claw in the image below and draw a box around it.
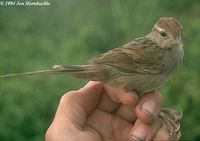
[159,108,182,141]
[174,123,181,133]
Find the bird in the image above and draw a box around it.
[1,17,184,96]
[1,17,184,140]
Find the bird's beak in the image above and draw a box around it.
[176,36,183,45]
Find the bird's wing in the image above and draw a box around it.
[90,37,166,74]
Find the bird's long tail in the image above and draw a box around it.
[1,65,98,80]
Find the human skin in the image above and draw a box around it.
[46,81,170,141]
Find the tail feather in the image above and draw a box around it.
[1,70,59,78]
[56,65,100,80]
[1,64,98,80]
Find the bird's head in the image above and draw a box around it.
[148,17,183,49]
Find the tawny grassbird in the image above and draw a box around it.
[2,17,184,140]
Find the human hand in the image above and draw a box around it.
[46,81,170,141]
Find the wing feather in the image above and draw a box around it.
[90,37,166,74]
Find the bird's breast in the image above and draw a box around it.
[163,45,184,74]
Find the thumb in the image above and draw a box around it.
[46,81,103,140]
[55,81,103,123]
[77,81,103,115]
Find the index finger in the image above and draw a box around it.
[97,85,139,113]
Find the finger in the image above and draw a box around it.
[77,81,103,115]
[135,90,163,125]
[145,118,162,140]
[152,123,170,140]
[97,86,138,113]
[129,119,150,141]
[53,81,103,127]
[97,92,119,112]
[114,105,137,123]
[105,85,139,106]
[46,81,103,141]
[87,109,132,141]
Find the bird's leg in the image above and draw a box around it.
[159,108,182,140]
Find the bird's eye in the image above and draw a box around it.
[160,31,167,37]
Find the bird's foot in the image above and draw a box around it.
[159,108,182,140]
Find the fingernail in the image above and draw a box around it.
[132,92,139,101]
[129,126,146,141]
[140,101,156,120]
[126,91,139,101]
[129,134,143,141]
[127,91,139,101]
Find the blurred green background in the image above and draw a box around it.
[0,0,200,140]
